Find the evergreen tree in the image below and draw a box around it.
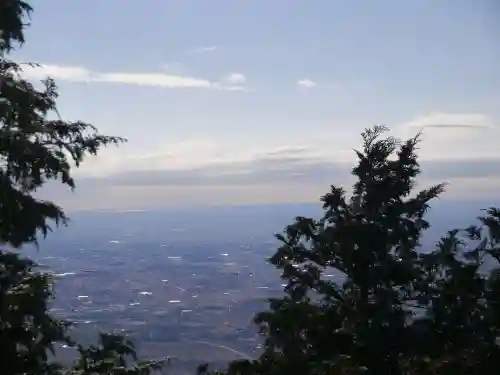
[0,2,166,374]
[200,126,500,375]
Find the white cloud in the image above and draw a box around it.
[21,63,246,91]
[297,78,317,89]
[74,139,222,178]
[217,84,247,92]
[96,72,211,89]
[193,46,219,54]
[396,112,499,160]
[212,72,248,91]
[64,137,500,201]
[74,138,352,179]
[399,112,493,132]
[127,139,222,171]
[44,123,500,209]
[21,64,92,82]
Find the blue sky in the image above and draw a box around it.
[17,0,500,210]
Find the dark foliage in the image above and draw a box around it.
[1,2,166,374]
[200,126,500,375]
[0,250,69,374]
[1,1,123,246]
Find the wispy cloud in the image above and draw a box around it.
[40,126,500,209]
[64,142,500,189]
[21,64,246,91]
[40,152,500,211]
[76,139,348,177]
[214,72,247,91]
[192,46,219,54]
[102,157,500,187]
[72,143,353,187]
[399,112,494,132]
[72,128,500,186]
[21,64,92,82]
[394,111,499,160]
[97,72,212,89]
[297,78,317,89]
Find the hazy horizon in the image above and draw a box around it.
[32,199,500,249]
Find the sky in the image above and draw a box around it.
[14,0,500,210]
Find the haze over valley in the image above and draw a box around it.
[23,200,497,373]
